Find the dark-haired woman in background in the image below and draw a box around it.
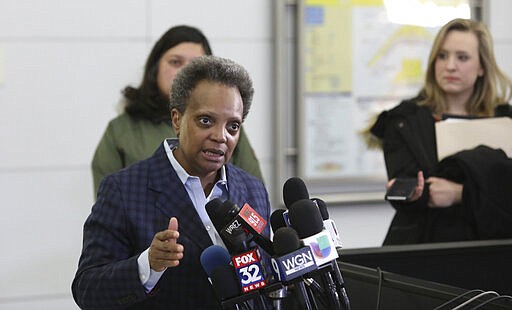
[92,25,263,195]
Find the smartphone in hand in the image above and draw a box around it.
[385,178,418,201]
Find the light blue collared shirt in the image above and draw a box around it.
[164,138,229,245]
[138,139,229,292]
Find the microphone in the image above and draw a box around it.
[288,198,350,310]
[283,177,310,207]
[206,199,250,254]
[280,176,309,227]
[206,199,274,256]
[288,199,339,264]
[283,177,343,249]
[231,248,267,293]
[229,246,284,309]
[200,245,242,301]
[200,245,232,278]
[206,199,282,310]
[271,227,334,309]
[312,198,329,220]
[271,227,318,310]
[201,245,274,310]
[270,209,288,233]
[269,210,296,309]
[311,198,343,249]
[271,227,318,282]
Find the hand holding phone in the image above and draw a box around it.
[385,178,418,201]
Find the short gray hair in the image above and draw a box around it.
[169,55,254,121]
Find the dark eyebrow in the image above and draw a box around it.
[167,54,186,60]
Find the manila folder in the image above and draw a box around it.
[435,117,512,160]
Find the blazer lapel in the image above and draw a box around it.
[225,166,249,207]
[146,143,213,250]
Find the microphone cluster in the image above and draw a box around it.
[200,177,351,310]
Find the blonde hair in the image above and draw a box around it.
[419,18,512,116]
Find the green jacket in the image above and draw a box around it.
[91,113,263,195]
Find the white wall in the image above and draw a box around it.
[488,0,512,79]
[0,1,511,309]
[0,1,273,308]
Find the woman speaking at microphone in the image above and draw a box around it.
[72,56,271,309]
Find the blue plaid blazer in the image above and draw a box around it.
[72,142,271,309]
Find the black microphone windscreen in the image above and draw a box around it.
[226,228,249,254]
[200,245,231,277]
[273,227,301,255]
[283,177,309,208]
[205,198,239,233]
[211,264,242,299]
[219,200,240,219]
[311,198,329,220]
[205,198,224,232]
[270,209,287,233]
[288,199,324,238]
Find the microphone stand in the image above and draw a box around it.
[303,278,330,310]
[307,264,343,310]
[304,283,320,310]
[330,261,351,310]
[295,281,314,310]
[321,269,342,310]
[266,286,287,310]
[256,293,268,310]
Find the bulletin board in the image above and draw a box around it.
[297,0,472,184]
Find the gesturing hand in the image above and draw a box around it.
[149,217,184,272]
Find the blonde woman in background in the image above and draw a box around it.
[367,18,512,245]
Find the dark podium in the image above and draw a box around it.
[337,239,512,309]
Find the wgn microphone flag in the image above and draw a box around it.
[271,226,318,310]
[271,227,317,282]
